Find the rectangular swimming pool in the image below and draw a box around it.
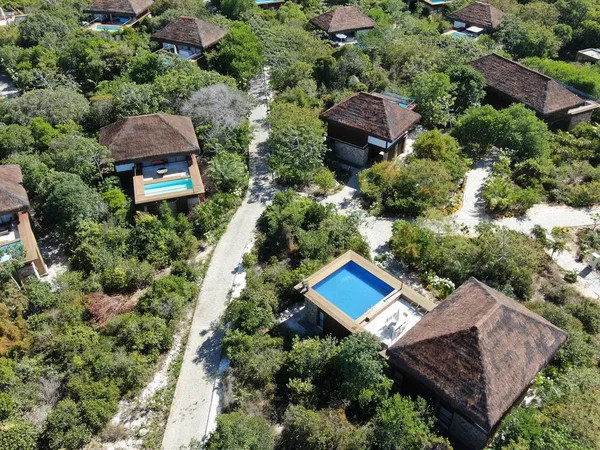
[447,30,475,39]
[93,24,122,32]
[144,178,193,197]
[314,261,395,320]
[0,241,23,263]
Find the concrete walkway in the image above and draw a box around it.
[161,74,274,449]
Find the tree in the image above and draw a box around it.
[410,72,454,128]
[211,23,263,89]
[0,124,34,158]
[373,394,448,450]
[496,18,562,59]
[412,130,469,181]
[0,420,37,450]
[42,172,106,234]
[498,104,550,163]
[452,105,502,158]
[206,151,248,194]
[0,87,90,126]
[567,300,600,335]
[267,102,327,186]
[18,12,71,47]
[205,412,275,450]
[45,135,112,183]
[447,65,486,113]
[41,398,92,450]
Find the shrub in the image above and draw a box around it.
[312,168,336,195]
[224,283,279,333]
[0,392,16,420]
[207,151,249,194]
[190,193,240,239]
[205,411,275,450]
[564,270,578,283]
[0,420,37,450]
[483,175,542,216]
[108,313,173,357]
[41,398,92,450]
[170,260,201,282]
[567,300,600,335]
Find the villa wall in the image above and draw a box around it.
[448,413,489,450]
[332,140,368,166]
[304,299,319,325]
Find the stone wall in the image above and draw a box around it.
[568,110,595,129]
[449,413,489,450]
[304,299,319,326]
[334,140,368,166]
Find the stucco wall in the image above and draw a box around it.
[333,140,369,166]
[449,413,489,450]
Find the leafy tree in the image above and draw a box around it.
[42,173,106,234]
[211,23,263,89]
[412,130,469,181]
[18,12,71,47]
[267,102,327,185]
[0,392,16,420]
[0,87,89,126]
[496,18,562,59]
[498,104,550,163]
[567,300,600,335]
[452,105,503,157]
[41,398,92,450]
[0,124,34,158]
[447,65,486,113]
[336,333,392,413]
[410,72,454,128]
[0,420,37,450]
[374,394,448,450]
[44,135,112,183]
[224,283,278,333]
[205,412,275,450]
[108,313,173,357]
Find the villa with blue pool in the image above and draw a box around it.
[0,165,47,278]
[296,251,435,347]
[100,114,205,213]
[298,252,568,450]
[320,92,421,167]
[84,0,153,32]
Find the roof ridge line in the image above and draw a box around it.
[157,114,198,149]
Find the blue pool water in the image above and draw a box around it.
[0,242,23,263]
[256,0,282,4]
[144,178,193,197]
[95,25,121,32]
[448,30,475,39]
[314,261,394,320]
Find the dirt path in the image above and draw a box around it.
[161,72,274,449]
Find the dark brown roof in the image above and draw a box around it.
[100,114,200,163]
[447,2,504,29]
[388,278,568,431]
[0,165,29,214]
[83,0,153,16]
[320,92,421,141]
[310,6,376,34]
[151,16,226,50]
[470,54,586,116]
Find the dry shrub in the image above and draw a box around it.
[84,292,137,327]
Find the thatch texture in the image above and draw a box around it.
[447,2,504,30]
[0,165,30,214]
[85,292,137,327]
[388,278,568,432]
[100,114,200,163]
[310,6,376,34]
[320,92,421,141]
[152,16,226,50]
[83,0,153,16]
[470,54,586,115]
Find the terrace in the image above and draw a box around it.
[297,251,435,347]
[0,212,47,276]
[132,154,205,205]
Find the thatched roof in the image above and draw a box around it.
[0,165,29,215]
[447,2,504,29]
[152,16,226,50]
[310,6,376,34]
[83,0,153,16]
[320,92,421,141]
[100,114,200,163]
[470,54,586,116]
[388,278,568,432]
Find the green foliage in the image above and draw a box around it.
[189,193,240,240]
[102,188,129,223]
[23,279,57,314]
[220,0,255,19]
[224,282,278,333]
[412,130,470,181]
[0,124,34,158]
[359,160,456,217]
[267,102,327,186]
[483,173,542,216]
[447,65,486,114]
[373,394,447,450]
[41,398,93,450]
[312,167,336,195]
[0,420,37,450]
[281,405,371,450]
[108,313,173,357]
[0,392,16,420]
[207,151,249,194]
[409,72,454,128]
[211,22,263,89]
[523,57,600,98]
[223,329,284,387]
[18,12,72,47]
[567,300,600,335]
[205,411,275,450]
[496,18,563,59]
[137,275,198,323]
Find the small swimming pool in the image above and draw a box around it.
[94,24,121,32]
[0,242,23,263]
[255,0,282,4]
[144,178,193,197]
[314,261,395,320]
[447,30,475,39]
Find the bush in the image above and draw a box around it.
[564,270,578,283]
[0,420,37,450]
[108,313,173,357]
[136,275,198,322]
[41,398,92,450]
[0,392,16,420]
[312,167,336,195]
[224,283,279,333]
[567,300,600,335]
[207,151,249,194]
[483,175,542,216]
[190,193,240,239]
[205,411,275,450]
[170,260,201,282]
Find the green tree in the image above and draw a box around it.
[211,23,263,89]
[0,124,34,158]
[45,135,112,183]
[412,130,469,181]
[496,19,562,59]
[220,0,256,19]
[374,394,448,450]
[41,398,92,450]
[567,300,600,335]
[452,105,502,158]
[205,412,275,450]
[18,12,71,47]
[410,72,454,128]
[447,65,486,114]
[0,420,37,450]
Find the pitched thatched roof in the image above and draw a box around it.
[388,278,568,432]
[0,165,29,215]
[100,114,200,163]
[84,0,153,16]
[310,6,376,34]
[152,16,226,50]
[320,92,421,141]
[470,54,586,115]
[447,2,504,29]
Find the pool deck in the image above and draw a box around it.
[133,154,205,205]
[296,251,435,338]
[0,213,47,276]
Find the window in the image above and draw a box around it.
[438,406,453,429]
[317,310,325,329]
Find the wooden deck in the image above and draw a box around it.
[16,213,47,276]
